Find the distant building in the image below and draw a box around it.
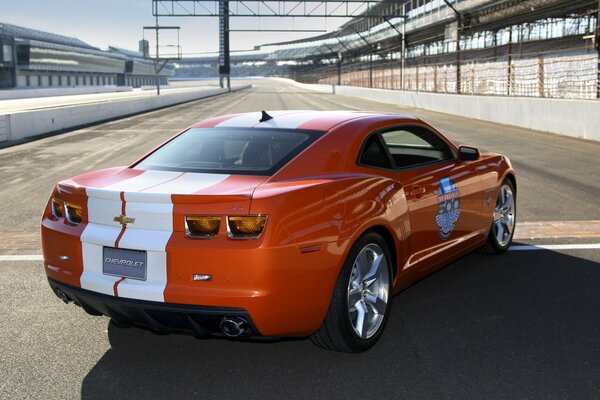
[0,22,173,89]
[139,39,149,58]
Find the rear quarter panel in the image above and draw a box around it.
[249,174,410,319]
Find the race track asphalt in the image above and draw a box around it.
[1,79,599,399]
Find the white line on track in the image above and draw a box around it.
[509,244,600,251]
[0,255,43,261]
[0,243,599,261]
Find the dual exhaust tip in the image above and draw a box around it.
[55,288,70,304]
[220,317,248,337]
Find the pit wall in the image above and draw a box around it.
[0,85,251,143]
[277,78,600,141]
[0,86,133,101]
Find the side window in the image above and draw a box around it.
[381,126,454,169]
[359,134,393,169]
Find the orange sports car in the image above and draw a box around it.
[42,110,516,352]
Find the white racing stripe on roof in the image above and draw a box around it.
[215,112,265,127]
[255,112,319,129]
[215,110,316,129]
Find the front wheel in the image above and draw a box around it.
[311,232,392,352]
[480,178,516,254]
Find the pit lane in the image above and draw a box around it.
[1,79,599,399]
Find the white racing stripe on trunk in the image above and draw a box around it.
[80,225,122,296]
[102,170,182,193]
[79,223,171,301]
[141,172,229,194]
[118,229,172,252]
[81,223,121,247]
[87,197,123,227]
[86,187,121,201]
[124,172,230,203]
[81,171,231,302]
[121,201,173,231]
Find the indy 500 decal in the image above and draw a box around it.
[436,177,461,240]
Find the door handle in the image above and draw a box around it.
[409,186,426,197]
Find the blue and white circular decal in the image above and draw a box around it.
[435,177,461,240]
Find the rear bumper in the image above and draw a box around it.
[48,278,261,337]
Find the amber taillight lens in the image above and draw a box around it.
[65,203,82,225]
[226,215,267,239]
[51,198,64,219]
[185,216,221,238]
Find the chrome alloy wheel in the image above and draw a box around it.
[492,184,515,247]
[347,243,390,340]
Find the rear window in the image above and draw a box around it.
[134,128,323,175]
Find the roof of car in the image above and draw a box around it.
[191,110,419,132]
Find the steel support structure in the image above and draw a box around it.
[143,20,181,95]
[219,0,230,89]
[596,0,600,99]
[152,0,402,93]
[153,0,404,18]
[507,25,513,96]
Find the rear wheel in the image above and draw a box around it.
[311,232,392,352]
[480,179,516,254]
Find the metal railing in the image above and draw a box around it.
[308,50,598,99]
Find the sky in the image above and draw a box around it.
[2,0,350,55]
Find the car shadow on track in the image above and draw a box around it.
[81,247,600,400]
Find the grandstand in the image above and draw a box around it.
[2,0,598,100]
[0,22,173,89]
[174,0,599,100]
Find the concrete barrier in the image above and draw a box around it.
[1,85,251,143]
[271,78,334,94]
[279,78,600,141]
[333,85,600,141]
[0,86,133,100]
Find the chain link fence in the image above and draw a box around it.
[310,49,598,99]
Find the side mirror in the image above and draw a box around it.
[459,145,480,161]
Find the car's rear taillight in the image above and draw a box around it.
[65,203,82,225]
[185,215,221,238]
[226,215,267,240]
[51,198,64,219]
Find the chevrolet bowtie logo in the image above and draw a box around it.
[114,215,136,226]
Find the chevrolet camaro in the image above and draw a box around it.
[42,110,516,352]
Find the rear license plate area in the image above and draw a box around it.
[103,247,147,281]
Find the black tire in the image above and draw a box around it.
[479,178,516,254]
[310,232,393,352]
